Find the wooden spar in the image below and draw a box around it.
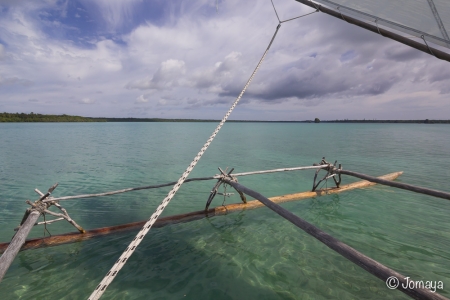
[0,210,41,282]
[0,183,60,282]
[338,169,450,201]
[44,165,326,203]
[0,172,402,254]
[294,0,450,63]
[43,176,216,202]
[222,179,448,300]
[228,165,325,177]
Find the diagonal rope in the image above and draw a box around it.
[271,0,318,24]
[281,10,317,23]
[270,0,281,22]
[88,24,282,300]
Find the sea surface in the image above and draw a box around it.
[0,122,449,299]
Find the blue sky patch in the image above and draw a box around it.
[340,50,357,62]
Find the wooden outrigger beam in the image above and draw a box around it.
[338,169,450,201]
[0,183,61,282]
[0,172,402,254]
[0,211,40,282]
[222,177,449,300]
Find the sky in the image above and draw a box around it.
[0,0,449,121]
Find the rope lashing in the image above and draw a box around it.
[374,18,382,35]
[22,189,86,234]
[422,35,437,57]
[204,167,245,211]
[311,157,341,191]
[337,6,348,23]
[88,23,283,300]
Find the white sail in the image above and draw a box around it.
[306,0,450,49]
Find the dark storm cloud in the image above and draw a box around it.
[428,65,450,83]
[218,45,401,103]
[0,76,33,87]
[201,13,404,104]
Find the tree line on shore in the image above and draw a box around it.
[1,112,449,123]
[0,112,105,122]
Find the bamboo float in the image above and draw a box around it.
[222,177,448,300]
[0,171,402,254]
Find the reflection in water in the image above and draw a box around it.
[307,194,342,224]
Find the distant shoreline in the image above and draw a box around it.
[1,113,449,123]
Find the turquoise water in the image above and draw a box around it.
[0,122,449,299]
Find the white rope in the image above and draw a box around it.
[88,24,282,300]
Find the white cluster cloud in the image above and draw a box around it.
[80,97,94,104]
[127,59,186,90]
[0,0,449,119]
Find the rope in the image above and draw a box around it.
[270,0,318,24]
[280,10,317,23]
[422,35,437,57]
[270,0,281,23]
[88,24,282,300]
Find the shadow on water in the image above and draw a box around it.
[305,194,342,224]
[0,202,417,300]
[1,212,303,299]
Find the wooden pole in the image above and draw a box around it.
[43,209,85,233]
[44,165,326,203]
[0,210,41,282]
[294,0,450,63]
[338,169,450,201]
[43,177,216,202]
[229,165,325,177]
[222,178,448,300]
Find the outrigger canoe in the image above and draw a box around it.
[0,171,402,254]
